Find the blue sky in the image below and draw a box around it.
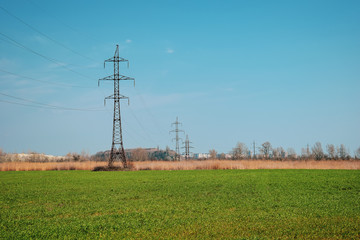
[0,0,359,156]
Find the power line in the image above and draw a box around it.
[0,92,104,111]
[0,5,95,62]
[103,106,146,149]
[26,0,99,43]
[0,32,92,80]
[0,68,95,89]
[127,106,157,146]
[0,99,103,111]
[134,88,168,135]
[0,99,54,109]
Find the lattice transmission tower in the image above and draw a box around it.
[253,141,256,159]
[170,117,184,161]
[182,134,194,160]
[99,45,134,168]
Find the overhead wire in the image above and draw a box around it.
[102,104,144,148]
[0,99,104,111]
[0,4,159,148]
[0,92,105,111]
[0,5,95,62]
[0,33,93,81]
[134,88,169,135]
[127,106,158,146]
[26,0,99,43]
[0,68,96,89]
[0,99,61,110]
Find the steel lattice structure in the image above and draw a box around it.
[99,45,134,168]
[182,134,194,160]
[170,117,184,161]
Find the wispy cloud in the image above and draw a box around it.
[81,62,102,69]
[129,93,183,110]
[126,39,132,43]
[0,58,17,69]
[166,48,174,54]
[46,61,70,70]
[160,70,169,76]
[30,35,48,44]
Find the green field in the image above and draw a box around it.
[1,170,359,239]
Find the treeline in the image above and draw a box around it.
[0,148,177,163]
[0,150,91,163]
[1,142,359,163]
[92,148,176,162]
[221,141,360,160]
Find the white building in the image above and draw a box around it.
[193,153,211,159]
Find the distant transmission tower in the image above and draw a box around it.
[253,141,256,159]
[306,144,310,157]
[182,134,194,160]
[170,117,184,161]
[99,45,134,168]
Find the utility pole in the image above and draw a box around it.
[170,117,184,161]
[182,134,194,160]
[98,45,134,168]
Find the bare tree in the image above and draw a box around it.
[131,148,148,161]
[338,144,349,160]
[272,147,285,160]
[209,149,217,159]
[80,150,90,162]
[312,142,324,160]
[301,145,311,159]
[272,148,280,160]
[0,148,4,163]
[287,148,297,160]
[355,146,360,159]
[260,141,272,159]
[280,147,287,159]
[301,148,308,159]
[66,152,81,162]
[326,144,336,160]
[232,142,248,159]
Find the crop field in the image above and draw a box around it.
[1,170,359,239]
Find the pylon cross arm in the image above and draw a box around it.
[172,137,183,142]
[99,75,114,81]
[119,76,135,81]
[98,75,135,86]
[104,94,130,105]
[104,57,128,64]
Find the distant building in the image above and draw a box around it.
[181,153,195,159]
[193,153,210,159]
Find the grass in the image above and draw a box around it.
[0,170,359,239]
[133,159,360,170]
[0,161,107,171]
[1,159,359,171]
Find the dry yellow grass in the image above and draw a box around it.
[133,159,360,170]
[0,159,359,171]
[0,161,107,171]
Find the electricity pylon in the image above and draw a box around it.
[98,45,134,168]
[170,117,184,161]
[182,134,194,160]
[253,141,256,159]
